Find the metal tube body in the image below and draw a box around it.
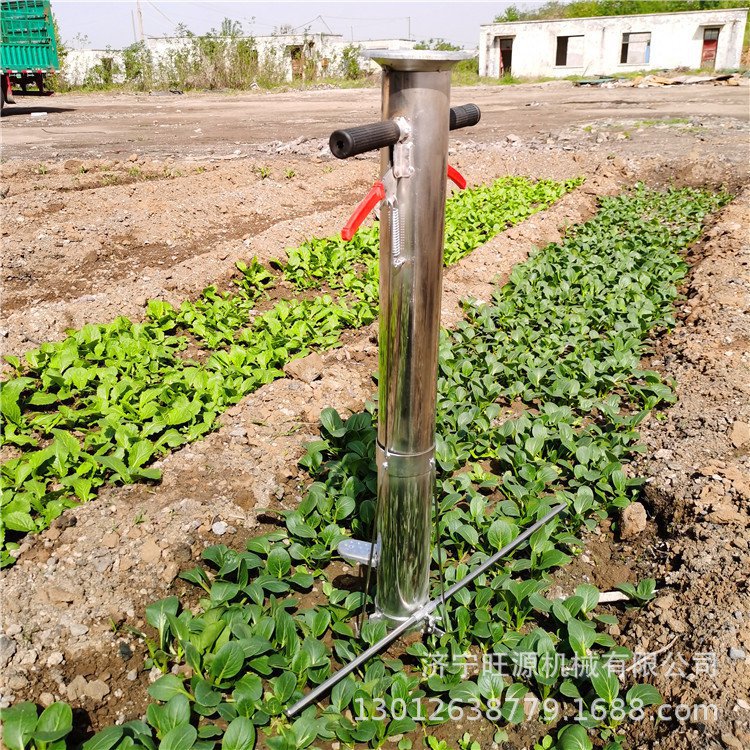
[371,51,466,626]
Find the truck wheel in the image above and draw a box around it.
[2,73,16,105]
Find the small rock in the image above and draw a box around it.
[721,733,744,750]
[102,532,120,548]
[7,673,28,691]
[620,502,648,539]
[140,538,162,563]
[93,555,113,573]
[0,635,17,668]
[19,649,38,666]
[43,585,77,604]
[51,513,76,530]
[168,543,193,563]
[68,623,89,637]
[63,159,83,173]
[211,521,229,536]
[283,352,324,383]
[161,562,180,583]
[506,133,520,142]
[707,503,747,526]
[126,669,138,681]
[730,421,750,448]
[39,692,55,707]
[84,679,110,702]
[118,641,133,661]
[654,595,675,609]
[66,674,89,700]
[729,647,746,661]
[46,651,64,667]
[736,699,750,710]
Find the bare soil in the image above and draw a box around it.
[1,81,749,747]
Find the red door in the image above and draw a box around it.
[702,27,720,69]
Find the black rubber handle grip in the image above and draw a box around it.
[329,120,401,159]
[330,104,481,160]
[449,103,481,131]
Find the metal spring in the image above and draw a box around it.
[390,204,404,267]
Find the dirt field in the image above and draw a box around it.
[1,80,749,748]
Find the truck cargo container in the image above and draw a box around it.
[1,0,60,109]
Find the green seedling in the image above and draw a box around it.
[615,578,657,605]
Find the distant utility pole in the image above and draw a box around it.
[131,10,137,43]
[136,0,145,41]
[407,16,411,40]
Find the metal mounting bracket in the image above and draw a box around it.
[338,538,379,567]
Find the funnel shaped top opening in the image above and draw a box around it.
[364,48,473,72]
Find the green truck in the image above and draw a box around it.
[0,0,60,109]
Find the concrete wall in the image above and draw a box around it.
[64,49,125,86]
[66,35,418,86]
[479,8,748,78]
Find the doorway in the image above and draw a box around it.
[290,45,304,80]
[701,27,720,69]
[495,36,513,76]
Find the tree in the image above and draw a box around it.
[414,38,461,51]
[495,0,749,22]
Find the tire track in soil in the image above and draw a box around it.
[0,170,619,730]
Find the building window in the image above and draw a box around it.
[703,27,720,41]
[555,35,584,67]
[620,32,651,64]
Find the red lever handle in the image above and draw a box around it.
[447,165,467,190]
[341,181,386,241]
[342,168,465,241]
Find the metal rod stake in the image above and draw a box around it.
[285,502,566,718]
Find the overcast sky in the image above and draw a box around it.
[54,1,540,50]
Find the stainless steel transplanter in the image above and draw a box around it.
[285,49,566,719]
[333,49,481,627]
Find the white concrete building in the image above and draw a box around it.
[479,8,748,79]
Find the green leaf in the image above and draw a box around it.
[223,716,256,750]
[487,519,518,551]
[575,584,600,614]
[556,724,593,750]
[160,725,197,750]
[477,671,504,702]
[81,726,125,750]
[267,546,291,578]
[449,680,481,703]
[128,440,154,469]
[501,682,527,724]
[148,674,190,702]
[0,701,38,750]
[32,702,73,743]
[590,667,619,705]
[636,578,656,601]
[274,671,297,704]
[3,511,38,533]
[626,683,662,708]
[567,618,590,658]
[160,695,191,733]
[319,408,346,438]
[210,642,245,684]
